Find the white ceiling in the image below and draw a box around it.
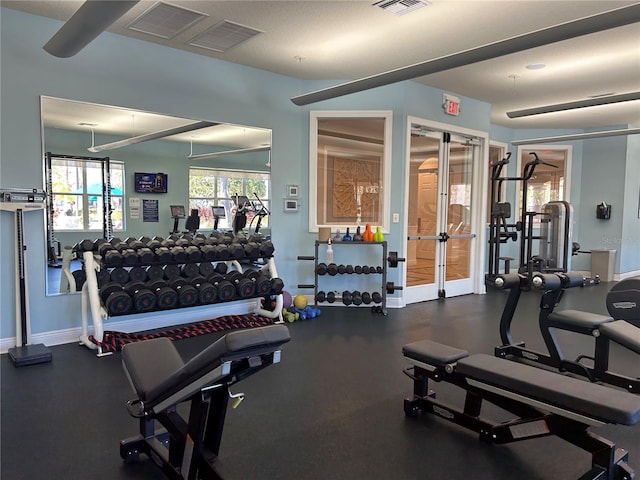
[5,0,640,134]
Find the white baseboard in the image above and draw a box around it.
[1,300,259,354]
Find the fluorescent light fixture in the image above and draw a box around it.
[188,145,271,160]
[512,128,640,145]
[507,92,640,118]
[88,121,217,152]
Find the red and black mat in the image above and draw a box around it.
[87,314,275,353]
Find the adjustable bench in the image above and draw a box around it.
[120,324,290,480]
[494,271,640,393]
[403,339,640,480]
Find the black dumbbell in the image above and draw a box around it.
[146,239,161,251]
[110,266,130,285]
[170,246,187,263]
[95,268,110,288]
[72,269,86,291]
[175,237,190,247]
[185,245,202,262]
[228,243,245,260]
[206,273,235,302]
[99,282,132,316]
[316,263,328,275]
[103,249,123,267]
[259,241,275,257]
[111,240,129,252]
[199,262,214,277]
[338,264,346,274]
[316,291,326,302]
[155,247,172,264]
[200,244,216,262]
[146,265,164,282]
[125,237,144,250]
[361,292,372,305]
[206,235,220,246]
[138,236,152,246]
[121,249,138,267]
[245,270,271,296]
[163,264,181,280]
[354,265,363,274]
[362,266,370,274]
[351,290,363,306]
[191,277,216,304]
[346,265,354,274]
[244,242,260,259]
[129,266,147,283]
[326,291,336,303]
[147,280,179,309]
[376,266,384,274]
[169,277,198,306]
[327,263,339,276]
[268,277,283,295]
[77,239,96,252]
[161,238,176,248]
[214,244,230,261]
[371,291,382,304]
[342,290,352,306]
[124,281,156,312]
[214,262,228,274]
[181,263,199,278]
[97,242,115,257]
[227,271,254,298]
[137,247,155,264]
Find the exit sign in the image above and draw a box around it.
[443,94,460,116]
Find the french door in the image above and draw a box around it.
[404,120,483,304]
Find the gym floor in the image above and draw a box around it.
[2,282,638,480]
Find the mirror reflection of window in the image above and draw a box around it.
[50,158,124,231]
[189,168,270,231]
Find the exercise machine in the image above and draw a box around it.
[184,209,200,234]
[231,195,251,234]
[249,193,270,235]
[120,324,290,479]
[211,205,225,231]
[606,276,640,325]
[403,338,640,479]
[1,188,52,366]
[170,205,186,234]
[492,271,640,393]
[487,152,573,279]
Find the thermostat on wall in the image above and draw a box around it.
[284,199,298,212]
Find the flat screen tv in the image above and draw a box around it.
[134,172,167,193]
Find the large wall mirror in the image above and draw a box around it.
[41,96,271,296]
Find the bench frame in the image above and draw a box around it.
[494,273,639,393]
[403,353,635,480]
[120,342,284,480]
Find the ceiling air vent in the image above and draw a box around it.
[127,2,208,39]
[188,20,263,53]
[373,0,431,16]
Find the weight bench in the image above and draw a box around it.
[494,272,640,393]
[120,324,290,479]
[403,339,640,480]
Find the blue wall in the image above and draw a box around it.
[1,7,637,343]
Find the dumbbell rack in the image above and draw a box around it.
[299,240,394,315]
[79,248,283,357]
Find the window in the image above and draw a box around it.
[310,111,392,232]
[189,168,270,231]
[50,158,124,231]
[516,146,571,226]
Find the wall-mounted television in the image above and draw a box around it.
[134,172,167,193]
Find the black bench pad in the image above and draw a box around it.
[456,353,640,425]
[599,320,640,353]
[548,309,613,329]
[403,340,468,366]
[122,325,290,405]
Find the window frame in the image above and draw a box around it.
[309,110,393,233]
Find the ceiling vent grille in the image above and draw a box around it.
[188,20,263,53]
[127,2,208,39]
[373,0,431,16]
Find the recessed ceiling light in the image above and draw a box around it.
[78,122,98,127]
[525,63,546,70]
[588,92,616,98]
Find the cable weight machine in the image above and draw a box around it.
[487,152,572,281]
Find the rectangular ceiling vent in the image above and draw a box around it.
[127,2,208,39]
[188,20,263,53]
[373,0,431,16]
